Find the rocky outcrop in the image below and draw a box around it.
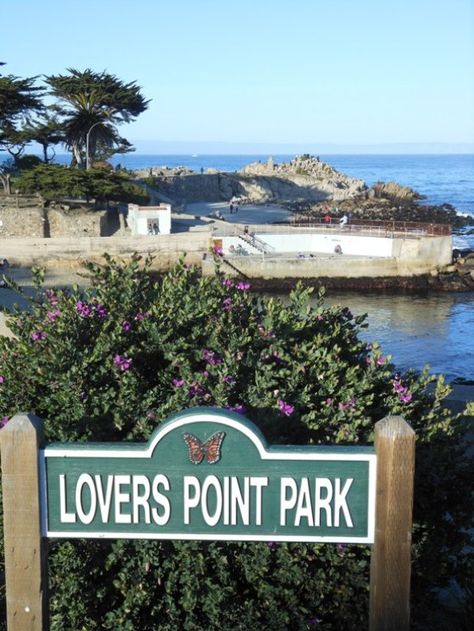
[139,155,367,205]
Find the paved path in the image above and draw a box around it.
[185,202,292,225]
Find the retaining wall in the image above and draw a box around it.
[0,233,210,270]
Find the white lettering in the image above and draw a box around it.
[315,478,333,527]
[59,474,76,523]
[280,477,298,526]
[114,475,132,524]
[201,475,222,526]
[95,475,114,523]
[132,475,151,524]
[334,478,353,527]
[183,476,200,524]
[75,473,97,524]
[151,474,171,525]
[250,477,268,526]
[294,477,313,527]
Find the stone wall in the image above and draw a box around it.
[0,204,46,238]
[47,207,109,238]
[154,174,222,204]
[0,232,210,269]
[0,197,118,238]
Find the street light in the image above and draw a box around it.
[85,120,104,171]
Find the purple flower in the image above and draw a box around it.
[376,356,386,366]
[31,330,47,341]
[325,398,334,406]
[76,301,92,317]
[222,278,234,288]
[277,399,294,416]
[337,543,347,557]
[0,416,9,429]
[223,374,235,385]
[0,375,4,384]
[338,398,356,412]
[95,304,108,319]
[134,311,149,321]
[202,349,222,365]
[113,354,132,371]
[47,309,61,321]
[222,297,233,311]
[172,378,185,388]
[122,320,132,332]
[45,289,60,305]
[236,281,251,291]
[308,615,322,627]
[267,541,279,551]
[213,246,224,256]
[188,383,205,398]
[227,404,247,415]
[392,377,412,404]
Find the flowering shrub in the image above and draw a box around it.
[0,255,471,630]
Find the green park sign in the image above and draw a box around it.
[41,408,376,543]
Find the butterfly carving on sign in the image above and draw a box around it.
[183,431,226,465]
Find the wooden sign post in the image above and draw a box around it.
[369,416,415,631]
[0,413,48,631]
[0,409,415,631]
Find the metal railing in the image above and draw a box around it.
[214,218,451,239]
[289,216,452,236]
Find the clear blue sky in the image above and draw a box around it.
[2,0,473,152]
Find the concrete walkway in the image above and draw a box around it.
[184,202,292,225]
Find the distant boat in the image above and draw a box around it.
[191,154,199,158]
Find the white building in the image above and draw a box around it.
[127,204,171,236]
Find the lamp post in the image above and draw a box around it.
[85,120,104,171]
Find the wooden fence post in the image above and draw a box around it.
[0,413,48,630]
[369,415,415,631]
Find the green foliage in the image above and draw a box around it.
[13,163,149,204]
[0,257,471,629]
[45,68,149,166]
[0,65,44,158]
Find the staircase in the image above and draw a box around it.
[237,233,274,254]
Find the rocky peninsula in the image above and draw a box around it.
[137,154,473,229]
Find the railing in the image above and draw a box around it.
[289,216,452,236]
[214,219,451,238]
[237,232,275,253]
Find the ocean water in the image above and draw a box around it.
[101,153,474,219]
[1,152,473,380]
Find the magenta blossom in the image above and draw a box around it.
[172,378,185,388]
[227,404,247,415]
[47,309,61,321]
[188,383,205,398]
[95,304,108,319]
[0,375,4,384]
[392,377,412,404]
[76,301,92,317]
[338,398,356,412]
[113,354,132,371]
[235,281,251,291]
[376,356,386,366]
[213,246,224,256]
[222,278,234,288]
[45,289,60,305]
[0,416,9,429]
[202,349,222,366]
[134,311,149,321]
[31,330,47,341]
[223,374,235,385]
[278,399,294,416]
[122,320,132,332]
[222,297,233,311]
